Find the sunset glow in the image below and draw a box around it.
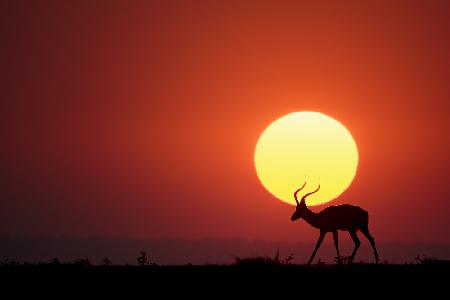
[1,1,450,261]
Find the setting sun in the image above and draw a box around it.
[254,112,358,206]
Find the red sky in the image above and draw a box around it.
[1,0,449,246]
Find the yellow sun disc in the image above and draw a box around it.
[254,111,358,206]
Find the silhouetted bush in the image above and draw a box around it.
[415,254,450,266]
[137,251,149,266]
[334,255,353,264]
[73,258,91,266]
[1,259,20,266]
[103,258,112,266]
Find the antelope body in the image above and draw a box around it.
[291,183,379,264]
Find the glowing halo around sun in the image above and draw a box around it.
[254,111,358,206]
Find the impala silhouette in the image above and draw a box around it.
[291,182,379,264]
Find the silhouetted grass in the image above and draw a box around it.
[233,247,295,266]
[1,252,449,268]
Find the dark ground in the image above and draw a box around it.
[1,258,449,296]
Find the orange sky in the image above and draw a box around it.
[1,0,449,245]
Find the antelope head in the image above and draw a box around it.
[290,183,321,221]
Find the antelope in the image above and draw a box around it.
[291,182,379,264]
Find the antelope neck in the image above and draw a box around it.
[302,206,321,229]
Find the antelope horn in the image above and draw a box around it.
[301,184,320,203]
[294,181,307,205]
